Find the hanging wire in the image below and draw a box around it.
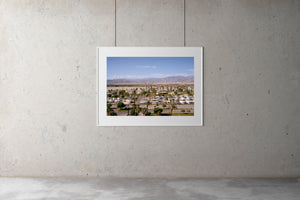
[115,0,116,46]
[184,0,186,46]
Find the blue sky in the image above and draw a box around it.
[107,57,194,80]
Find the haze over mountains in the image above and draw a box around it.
[107,75,194,84]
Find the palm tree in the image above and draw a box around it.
[142,108,147,116]
[133,97,137,104]
[136,104,141,115]
[146,100,151,110]
[170,103,177,115]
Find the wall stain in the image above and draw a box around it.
[75,66,80,78]
[284,125,289,136]
[61,125,67,132]
[224,94,230,105]
[57,123,67,132]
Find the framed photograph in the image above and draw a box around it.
[97,47,203,126]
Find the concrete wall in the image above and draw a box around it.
[0,0,299,177]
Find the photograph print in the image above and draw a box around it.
[98,47,203,126]
[106,57,195,116]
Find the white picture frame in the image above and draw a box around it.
[97,47,203,126]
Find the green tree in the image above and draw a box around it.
[117,102,125,109]
[130,109,136,116]
[107,103,112,114]
[170,103,177,115]
[136,104,141,115]
[141,108,147,115]
[108,110,117,116]
[145,112,151,116]
[153,108,163,115]
[146,101,151,109]
[107,103,117,116]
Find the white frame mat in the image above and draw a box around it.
[97,47,203,126]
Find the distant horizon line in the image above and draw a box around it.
[107,75,194,81]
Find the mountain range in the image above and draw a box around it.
[107,75,194,84]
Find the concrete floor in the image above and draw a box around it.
[0,178,299,200]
